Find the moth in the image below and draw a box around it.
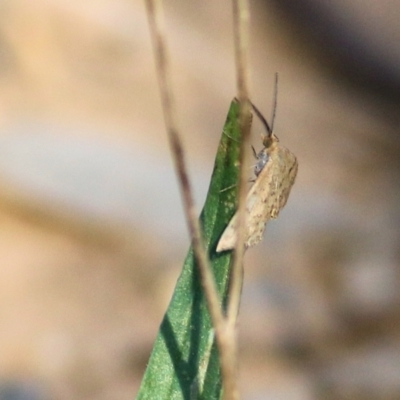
[216,96,298,252]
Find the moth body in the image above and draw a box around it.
[216,102,298,253]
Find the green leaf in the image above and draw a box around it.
[136,99,243,400]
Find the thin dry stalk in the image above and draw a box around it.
[145,1,253,399]
[144,0,230,393]
[228,0,252,324]
[217,1,252,399]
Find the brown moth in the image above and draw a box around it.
[216,98,298,252]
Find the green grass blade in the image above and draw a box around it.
[136,99,243,400]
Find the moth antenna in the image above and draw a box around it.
[270,73,278,133]
[250,102,272,136]
[250,73,278,138]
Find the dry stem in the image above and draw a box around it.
[145,0,229,393]
[145,1,251,399]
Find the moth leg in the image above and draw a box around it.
[222,129,240,143]
[220,177,254,193]
[251,145,258,159]
[219,183,237,193]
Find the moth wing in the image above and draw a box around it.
[215,213,239,252]
[245,148,297,248]
[216,154,277,252]
[216,146,298,252]
[267,147,298,219]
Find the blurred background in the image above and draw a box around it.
[0,0,399,399]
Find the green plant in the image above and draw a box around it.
[136,100,242,400]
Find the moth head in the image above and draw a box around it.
[261,133,279,148]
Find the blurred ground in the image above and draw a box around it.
[0,1,399,399]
